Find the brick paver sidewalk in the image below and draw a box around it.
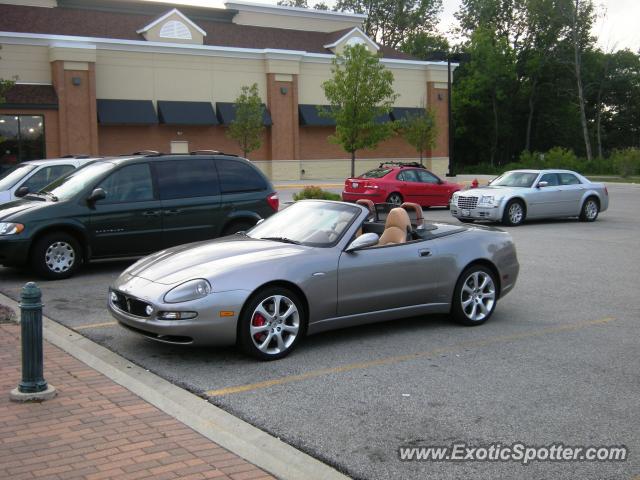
[0,323,274,480]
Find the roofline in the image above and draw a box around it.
[224,1,366,20]
[136,8,207,36]
[0,31,451,71]
[323,27,379,51]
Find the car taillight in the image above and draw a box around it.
[604,186,608,196]
[266,192,279,211]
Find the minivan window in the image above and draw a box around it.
[0,164,36,190]
[155,159,219,199]
[22,165,74,192]
[98,164,154,203]
[43,162,115,201]
[218,160,266,193]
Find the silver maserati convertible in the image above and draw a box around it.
[450,169,609,226]
[108,200,519,360]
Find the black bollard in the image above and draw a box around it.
[10,282,56,402]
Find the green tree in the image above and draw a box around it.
[321,44,398,177]
[399,107,438,164]
[277,0,308,7]
[336,0,443,49]
[401,32,450,60]
[227,83,264,158]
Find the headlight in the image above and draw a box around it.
[478,196,500,207]
[0,222,24,235]
[163,279,211,303]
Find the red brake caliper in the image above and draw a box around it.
[252,313,267,342]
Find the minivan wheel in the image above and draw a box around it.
[222,220,256,236]
[31,233,82,280]
[239,287,306,360]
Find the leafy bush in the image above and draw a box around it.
[460,147,620,176]
[293,186,342,201]
[610,148,640,177]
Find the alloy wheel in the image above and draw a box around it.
[460,271,496,322]
[250,295,300,355]
[387,193,403,206]
[508,203,524,225]
[585,200,598,220]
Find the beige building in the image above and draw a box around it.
[0,0,452,180]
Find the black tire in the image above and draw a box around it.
[239,286,307,360]
[579,197,599,222]
[30,232,82,280]
[451,265,498,326]
[222,219,256,236]
[386,192,403,206]
[502,199,526,226]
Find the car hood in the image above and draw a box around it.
[126,235,310,286]
[0,198,50,221]
[458,186,524,197]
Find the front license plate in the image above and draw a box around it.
[351,182,359,188]
[461,209,471,216]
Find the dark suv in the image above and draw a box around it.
[0,153,278,279]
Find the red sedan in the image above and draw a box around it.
[342,162,462,207]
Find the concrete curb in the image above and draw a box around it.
[0,292,350,480]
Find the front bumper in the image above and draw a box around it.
[107,275,250,346]
[0,237,30,266]
[450,203,502,221]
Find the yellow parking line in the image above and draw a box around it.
[74,321,118,330]
[206,317,615,397]
[274,183,343,189]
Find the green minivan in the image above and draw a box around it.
[0,153,279,279]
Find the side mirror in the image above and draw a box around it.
[15,186,29,198]
[536,181,549,188]
[87,187,106,203]
[345,232,379,252]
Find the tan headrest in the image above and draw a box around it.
[400,202,424,227]
[356,199,375,218]
[385,207,411,232]
[378,226,406,246]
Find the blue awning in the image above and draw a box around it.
[97,99,158,125]
[157,101,218,125]
[298,104,336,126]
[390,107,425,121]
[215,102,273,126]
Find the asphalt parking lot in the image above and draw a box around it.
[1,183,639,480]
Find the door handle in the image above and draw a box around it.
[142,210,161,217]
[164,209,182,216]
[419,249,431,257]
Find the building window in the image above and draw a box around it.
[159,20,193,40]
[0,115,45,175]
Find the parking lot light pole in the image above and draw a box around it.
[10,282,57,402]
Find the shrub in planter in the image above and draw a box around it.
[293,186,342,201]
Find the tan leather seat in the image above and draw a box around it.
[378,207,411,246]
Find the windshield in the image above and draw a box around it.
[41,162,115,201]
[248,201,360,247]
[360,168,391,179]
[490,172,539,188]
[0,164,36,191]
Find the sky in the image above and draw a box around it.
[149,0,640,52]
